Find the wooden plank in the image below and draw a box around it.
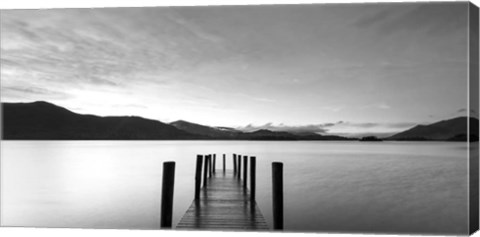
[177,170,269,230]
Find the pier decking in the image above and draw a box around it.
[159,154,282,230]
[176,170,269,230]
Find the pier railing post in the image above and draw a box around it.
[203,155,208,187]
[160,161,176,228]
[194,155,203,200]
[223,154,226,173]
[233,154,237,174]
[272,162,284,230]
[237,155,242,179]
[250,156,256,201]
[243,155,248,187]
[213,154,216,174]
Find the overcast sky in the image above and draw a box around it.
[0,2,472,135]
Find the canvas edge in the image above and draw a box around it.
[469,1,480,235]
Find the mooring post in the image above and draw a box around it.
[213,154,216,174]
[250,156,256,201]
[272,162,284,230]
[233,154,237,174]
[203,155,208,187]
[243,155,248,187]
[194,155,203,200]
[208,155,213,178]
[237,155,242,179]
[223,154,226,173]
[160,161,176,228]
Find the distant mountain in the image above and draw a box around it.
[387,117,479,141]
[171,121,354,141]
[289,131,355,141]
[1,101,367,141]
[240,129,298,140]
[360,136,383,142]
[170,120,241,139]
[170,121,301,140]
[2,101,197,140]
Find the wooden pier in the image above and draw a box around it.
[176,170,268,230]
[160,154,283,230]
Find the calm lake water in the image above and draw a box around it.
[0,141,469,234]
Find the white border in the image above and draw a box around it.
[0,1,478,237]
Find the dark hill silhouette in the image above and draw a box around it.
[387,117,479,141]
[241,129,298,140]
[360,136,383,142]
[170,121,306,140]
[2,101,197,140]
[8,101,467,141]
[292,131,356,141]
[4,101,350,140]
[170,120,241,139]
[170,120,354,141]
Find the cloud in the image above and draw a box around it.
[353,2,467,36]
[1,8,238,101]
[253,97,276,103]
[237,121,344,134]
[338,121,418,129]
[237,120,418,136]
[318,106,344,112]
[2,86,70,100]
[378,103,391,109]
[3,86,55,95]
[360,103,391,110]
[234,93,276,103]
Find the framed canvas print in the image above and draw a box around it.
[0,1,479,236]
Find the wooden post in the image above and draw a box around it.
[207,155,212,178]
[203,155,208,187]
[272,162,284,230]
[160,161,176,228]
[243,155,248,187]
[194,155,203,200]
[208,155,213,178]
[233,154,237,174]
[223,154,226,173]
[213,154,216,174]
[250,156,256,201]
[237,155,242,179]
